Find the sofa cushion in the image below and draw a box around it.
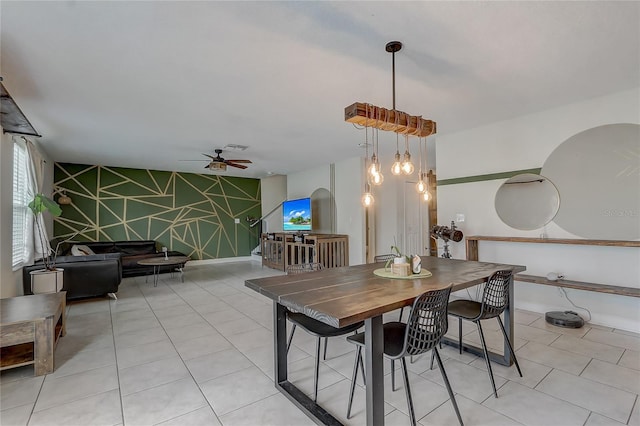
[71,244,95,256]
[114,241,157,255]
[84,242,118,254]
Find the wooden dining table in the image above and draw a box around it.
[245,256,526,426]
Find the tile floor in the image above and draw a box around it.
[1,261,638,426]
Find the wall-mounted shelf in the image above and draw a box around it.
[466,236,640,298]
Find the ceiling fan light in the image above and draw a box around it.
[208,162,227,171]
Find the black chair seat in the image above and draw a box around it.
[287,312,364,337]
[447,299,482,320]
[346,321,406,358]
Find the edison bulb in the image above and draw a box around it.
[422,191,430,201]
[368,161,378,178]
[416,179,426,193]
[391,152,402,175]
[361,191,375,207]
[401,152,414,175]
[370,171,384,185]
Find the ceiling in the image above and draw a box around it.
[2,1,638,179]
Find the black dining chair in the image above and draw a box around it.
[447,269,522,398]
[346,286,463,426]
[285,263,328,358]
[285,263,364,402]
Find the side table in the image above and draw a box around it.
[0,292,66,376]
[137,256,190,287]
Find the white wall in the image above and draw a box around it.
[437,87,640,332]
[260,174,287,233]
[286,161,366,266]
[334,157,366,265]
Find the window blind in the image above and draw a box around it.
[12,141,29,268]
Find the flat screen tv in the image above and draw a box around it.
[283,197,312,232]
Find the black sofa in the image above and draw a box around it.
[23,253,122,300]
[59,240,188,277]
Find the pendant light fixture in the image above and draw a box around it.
[415,135,427,194]
[401,133,414,175]
[368,109,384,185]
[362,104,374,207]
[348,40,437,207]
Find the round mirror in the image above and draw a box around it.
[541,123,640,240]
[495,173,560,230]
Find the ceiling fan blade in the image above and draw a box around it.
[227,163,248,169]
[225,159,252,163]
[179,159,209,162]
[204,164,210,169]
[203,154,216,160]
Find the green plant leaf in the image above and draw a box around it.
[28,193,62,217]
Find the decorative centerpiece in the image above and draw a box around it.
[385,244,422,277]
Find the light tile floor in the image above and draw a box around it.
[1,262,638,426]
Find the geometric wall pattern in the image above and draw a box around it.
[53,163,261,260]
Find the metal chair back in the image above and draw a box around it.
[479,270,512,320]
[403,286,452,357]
[286,263,325,275]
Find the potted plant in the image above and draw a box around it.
[28,193,64,293]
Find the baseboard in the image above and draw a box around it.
[187,256,259,266]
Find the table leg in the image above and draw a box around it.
[365,315,384,426]
[272,302,342,425]
[153,266,159,287]
[34,316,54,376]
[503,274,515,365]
[274,302,288,385]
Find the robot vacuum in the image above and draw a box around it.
[545,311,584,328]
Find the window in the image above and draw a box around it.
[12,140,29,269]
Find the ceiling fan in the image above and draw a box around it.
[200,149,252,171]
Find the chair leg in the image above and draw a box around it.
[347,346,362,419]
[433,348,464,426]
[497,316,523,377]
[476,321,498,398]
[359,350,366,385]
[400,357,416,426]
[399,307,405,321]
[430,348,435,370]
[286,324,297,354]
[323,337,328,360]
[313,337,321,402]
[391,359,396,391]
[458,317,463,354]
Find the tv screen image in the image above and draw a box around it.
[283,197,312,231]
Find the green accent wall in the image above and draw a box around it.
[53,163,261,260]
[436,168,542,186]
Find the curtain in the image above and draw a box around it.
[24,138,50,264]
